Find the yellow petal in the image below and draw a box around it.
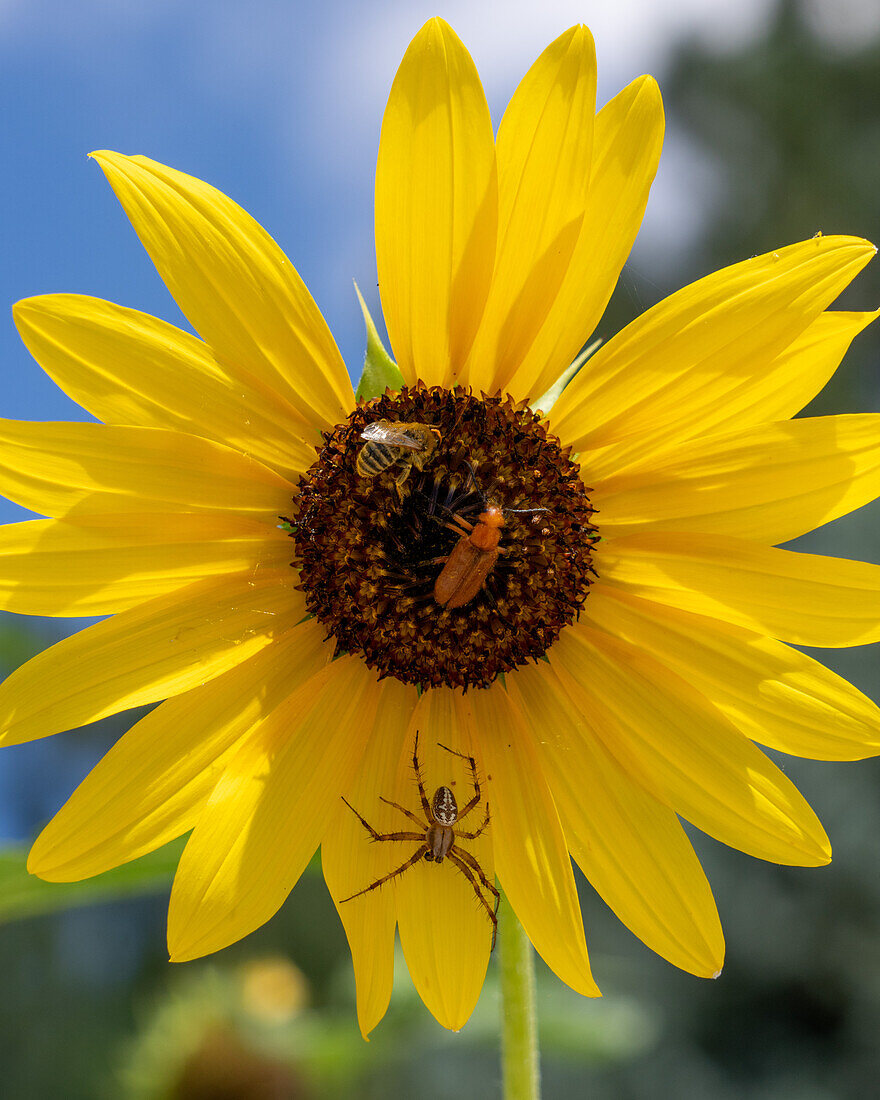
[395,689,495,1031]
[592,414,880,543]
[597,531,880,647]
[14,294,317,479]
[168,657,380,961]
[551,625,831,866]
[505,74,664,402]
[663,308,879,439]
[0,419,294,519]
[0,571,302,746]
[322,677,417,1039]
[0,513,290,616]
[29,620,333,881]
[551,236,876,458]
[507,667,724,978]
[586,586,880,761]
[92,151,353,430]
[468,26,597,394]
[468,686,599,997]
[374,18,497,387]
[577,308,880,482]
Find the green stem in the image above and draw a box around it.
[499,894,540,1100]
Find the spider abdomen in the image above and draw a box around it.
[432,785,458,825]
[426,822,455,862]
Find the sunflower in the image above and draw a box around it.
[3,18,880,1038]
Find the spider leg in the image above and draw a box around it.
[455,803,490,840]
[378,796,427,829]
[340,798,423,844]
[452,845,501,915]
[437,742,482,820]
[339,846,427,904]
[447,851,498,952]
[412,731,432,822]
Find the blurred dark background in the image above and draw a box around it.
[1,0,879,1095]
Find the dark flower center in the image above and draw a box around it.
[290,385,597,690]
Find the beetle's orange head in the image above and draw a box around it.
[478,504,505,529]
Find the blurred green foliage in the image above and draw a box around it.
[0,841,183,924]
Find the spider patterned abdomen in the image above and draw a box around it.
[432,785,458,825]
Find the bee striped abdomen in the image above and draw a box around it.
[356,442,398,477]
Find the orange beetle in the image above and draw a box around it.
[433,504,507,609]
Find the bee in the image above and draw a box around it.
[433,497,549,609]
[356,420,441,498]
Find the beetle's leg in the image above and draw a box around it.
[402,555,449,570]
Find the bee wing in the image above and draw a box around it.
[360,422,425,450]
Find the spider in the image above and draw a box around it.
[339,731,500,949]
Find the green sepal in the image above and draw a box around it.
[530,336,603,417]
[353,282,404,402]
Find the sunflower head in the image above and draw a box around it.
[292,384,597,689]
